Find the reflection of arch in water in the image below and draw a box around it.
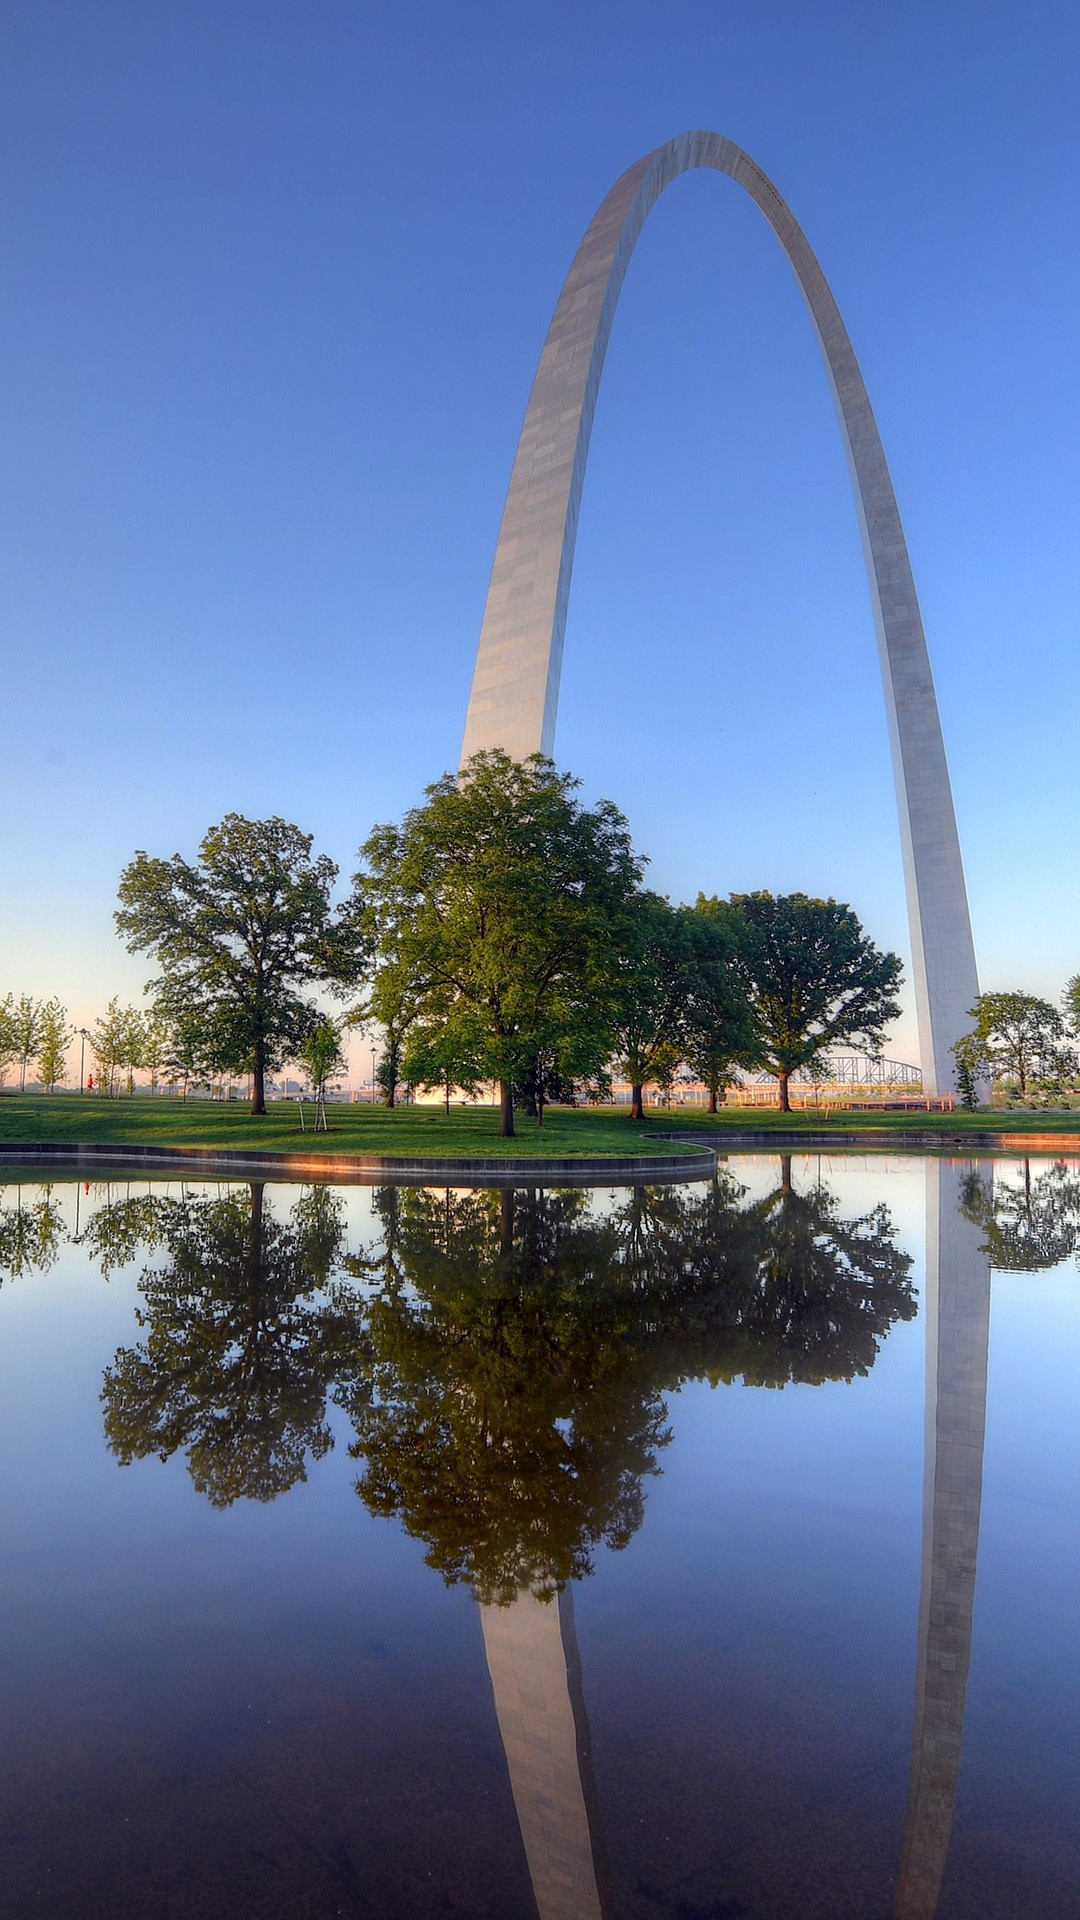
[461,132,980,1093]
[479,1160,992,1919]
[896,1160,991,1918]
[481,1588,612,1920]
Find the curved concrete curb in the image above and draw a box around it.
[658,1129,1080,1157]
[0,1141,718,1187]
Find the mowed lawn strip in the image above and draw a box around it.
[0,1096,704,1159]
[0,1096,1079,1160]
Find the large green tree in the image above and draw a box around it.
[684,900,758,1112]
[364,951,427,1108]
[116,814,364,1114]
[604,893,694,1121]
[727,892,903,1111]
[353,752,641,1136]
[952,990,1075,1100]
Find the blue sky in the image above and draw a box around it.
[1,0,1077,1070]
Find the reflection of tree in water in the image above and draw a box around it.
[87,1165,914,1594]
[101,1183,367,1506]
[961,1160,1080,1272]
[343,1166,916,1603]
[735,1155,918,1385]
[600,1161,916,1391]
[80,1190,172,1277]
[0,1184,66,1280]
[341,1185,672,1604]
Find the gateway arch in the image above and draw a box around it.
[461,132,979,1093]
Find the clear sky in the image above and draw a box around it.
[1,0,1077,1073]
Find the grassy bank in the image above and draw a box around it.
[0,1095,701,1160]
[1,1094,1079,1162]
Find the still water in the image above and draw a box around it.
[1,1154,1078,1918]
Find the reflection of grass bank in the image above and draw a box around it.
[663,1106,1080,1137]
[0,1095,1079,1160]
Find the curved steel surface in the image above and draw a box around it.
[461,132,979,1091]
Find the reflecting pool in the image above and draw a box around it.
[1,1154,1078,1917]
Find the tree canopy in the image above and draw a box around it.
[726,891,903,1110]
[116,813,365,1113]
[683,900,758,1112]
[1065,975,1080,1042]
[603,893,694,1122]
[953,990,1076,1099]
[353,751,642,1135]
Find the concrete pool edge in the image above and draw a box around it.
[0,1140,719,1185]
[659,1128,1080,1155]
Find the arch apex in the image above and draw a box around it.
[461,135,979,1094]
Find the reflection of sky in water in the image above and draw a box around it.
[0,1157,1077,1919]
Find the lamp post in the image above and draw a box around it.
[78,1028,91,1093]
[370,1045,377,1105]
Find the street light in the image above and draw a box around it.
[77,1028,91,1094]
[370,1045,377,1104]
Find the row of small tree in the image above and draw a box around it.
[111,752,905,1132]
[0,988,347,1105]
[0,995,73,1092]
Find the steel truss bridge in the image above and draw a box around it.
[737,1055,922,1088]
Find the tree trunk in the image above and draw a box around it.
[778,1070,791,1112]
[499,1079,515,1138]
[707,1084,719,1115]
[247,1181,266,1282]
[500,1187,515,1255]
[444,1075,451,1117]
[252,1042,267,1115]
[630,1084,644,1122]
[384,1039,399,1108]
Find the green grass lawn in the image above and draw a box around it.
[0,1095,701,1159]
[0,1094,1078,1161]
